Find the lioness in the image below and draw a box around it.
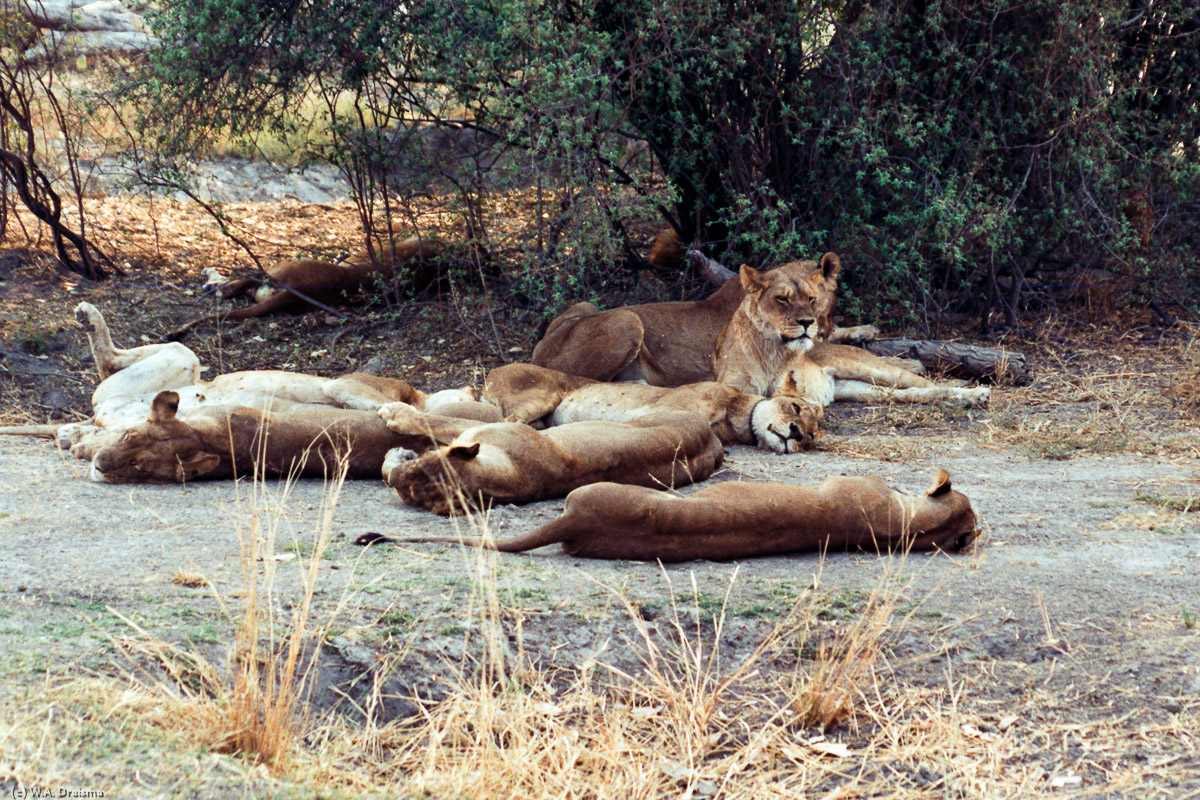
[392,469,979,560]
[168,236,447,340]
[530,251,865,386]
[0,303,498,460]
[713,269,990,406]
[88,391,413,483]
[482,363,821,453]
[377,404,724,515]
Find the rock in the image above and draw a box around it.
[360,356,388,376]
[18,0,157,57]
[24,0,145,32]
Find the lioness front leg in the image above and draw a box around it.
[834,380,990,407]
[377,403,480,446]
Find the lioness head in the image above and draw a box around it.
[383,441,485,515]
[751,396,824,453]
[738,253,840,351]
[89,392,222,483]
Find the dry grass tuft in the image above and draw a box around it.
[169,568,209,588]
[789,576,898,731]
[112,453,350,772]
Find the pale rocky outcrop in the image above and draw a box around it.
[9,0,155,55]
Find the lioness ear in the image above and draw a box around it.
[819,252,841,282]
[448,441,481,459]
[926,469,952,497]
[739,265,767,293]
[150,391,181,422]
[175,452,221,482]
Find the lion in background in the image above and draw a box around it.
[169,236,449,340]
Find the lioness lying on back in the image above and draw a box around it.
[89,391,412,483]
[531,251,872,386]
[377,403,724,515]
[0,303,499,468]
[394,469,979,560]
[482,363,822,453]
[714,266,989,407]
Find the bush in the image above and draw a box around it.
[129,0,1200,325]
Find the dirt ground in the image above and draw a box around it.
[1,198,1199,797]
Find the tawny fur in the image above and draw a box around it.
[771,344,990,407]
[712,257,841,395]
[395,469,979,560]
[377,404,724,515]
[713,271,990,407]
[482,363,821,453]
[88,391,411,483]
[169,237,447,339]
[531,253,856,386]
[8,302,499,463]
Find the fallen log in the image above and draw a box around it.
[865,338,1030,385]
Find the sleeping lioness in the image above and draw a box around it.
[0,302,499,464]
[481,363,822,453]
[377,404,724,515]
[393,469,979,560]
[168,236,448,340]
[530,251,866,386]
[87,390,416,483]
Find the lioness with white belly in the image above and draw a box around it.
[482,363,822,453]
[394,469,979,560]
[377,404,724,515]
[6,303,497,461]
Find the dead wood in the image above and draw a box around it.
[864,337,1030,385]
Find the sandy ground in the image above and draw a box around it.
[2,426,1197,720]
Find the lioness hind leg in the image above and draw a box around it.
[76,302,180,381]
[532,309,646,382]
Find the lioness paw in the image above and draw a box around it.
[74,302,101,333]
[963,387,991,407]
[378,401,421,425]
[382,447,418,474]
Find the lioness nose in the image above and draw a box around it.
[796,317,815,329]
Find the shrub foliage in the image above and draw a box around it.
[132,0,1199,324]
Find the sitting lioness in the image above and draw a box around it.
[530,251,869,386]
[377,404,724,515]
[88,391,413,483]
[481,363,821,453]
[713,268,989,407]
[168,236,447,340]
[393,470,979,560]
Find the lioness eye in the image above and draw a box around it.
[775,295,789,305]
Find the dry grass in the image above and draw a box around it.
[108,452,351,773]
